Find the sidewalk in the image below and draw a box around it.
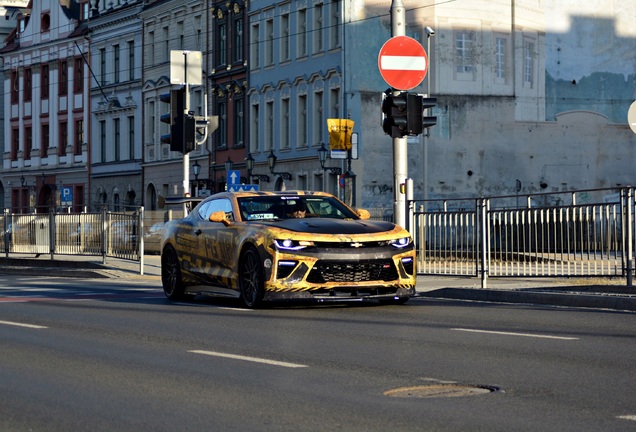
[1,254,635,311]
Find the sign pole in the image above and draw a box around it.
[391,0,407,228]
[182,52,191,215]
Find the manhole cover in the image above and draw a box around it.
[384,384,498,399]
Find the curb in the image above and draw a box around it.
[419,288,636,312]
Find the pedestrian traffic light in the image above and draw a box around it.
[381,90,408,138]
[160,87,185,152]
[405,95,437,135]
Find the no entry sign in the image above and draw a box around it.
[378,36,428,90]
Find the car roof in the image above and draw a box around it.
[209,190,335,200]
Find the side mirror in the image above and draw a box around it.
[209,211,232,226]
[356,209,371,220]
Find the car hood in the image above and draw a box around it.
[261,218,399,235]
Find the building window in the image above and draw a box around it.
[113,44,120,83]
[10,70,18,104]
[250,103,260,153]
[330,87,340,118]
[128,41,135,80]
[24,68,32,102]
[218,22,227,66]
[80,0,89,21]
[281,98,290,150]
[59,60,68,95]
[281,13,290,62]
[163,27,170,62]
[233,99,244,147]
[313,91,323,145]
[298,9,307,57]
[128,116,135,159]
[41,124,49,158]
[233,17,243,63]
[313,4,323,54]
[58,121,68,156]
[250,23,260,69]
[74,120,83,155]
[41,13,50,31]
[73,57,83,93]
[455,31,474,74]
[330,1,341,49]
[24,126,32,160]
[217,100,227,148]
[41,64,49,99]
[99,48,106,85]
[100,120,106,162]
[265,100,274,151]
[11,128,18,161]
[524,40,535,88]
[114,118,120,161]
[298,94,307,147]
[177,21,184,49]
[265,19,274,66]
[495,36,507,82]
[148,31,155,65]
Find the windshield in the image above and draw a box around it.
[237,195,358,221]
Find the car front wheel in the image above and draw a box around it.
[239,246,265,308]
[161,245,190,300]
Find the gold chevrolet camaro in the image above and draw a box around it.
[161,190,416,308]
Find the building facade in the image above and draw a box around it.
[1,0,91,213]
[87,0,144,211]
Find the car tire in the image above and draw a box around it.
[239,246,265,308]
[161,245,191,300]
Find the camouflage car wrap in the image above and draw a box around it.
[161,191,416,306]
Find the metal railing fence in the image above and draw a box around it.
[410,187,635,287]
[2,207,144,274]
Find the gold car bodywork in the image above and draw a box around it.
[162,191,416,303]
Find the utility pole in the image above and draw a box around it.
[391,0,407,228]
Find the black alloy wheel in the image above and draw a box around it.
[239,246,265,308]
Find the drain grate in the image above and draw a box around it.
[384,384,499,399]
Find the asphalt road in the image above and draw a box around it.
[1,275,635,432]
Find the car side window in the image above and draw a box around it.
[198,198,234,222]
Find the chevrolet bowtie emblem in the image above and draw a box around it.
[351,242,363,248]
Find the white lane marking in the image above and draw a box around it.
[452,328,579,340]
[617,415,636,421]
[0,319,48,329]
[189,350,308,368]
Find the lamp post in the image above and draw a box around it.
[317,143,342,175]
[267,150,292,181]
[245,152,270,183]
[423,26,435,210]
[224,157,234,173]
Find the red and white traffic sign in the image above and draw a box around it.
[378,36,428,90]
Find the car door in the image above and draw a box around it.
[196,198,236,288]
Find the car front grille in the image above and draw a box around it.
[306,259,399,283]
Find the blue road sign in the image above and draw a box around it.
[227,170,241,185]
[228,184,259,192]
[61,187,73,204]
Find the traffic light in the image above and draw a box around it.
[381,91,408,138]
[160,87,185,152]
[421,97,437,131]
[406,95,437,135]
[183,113,196,154]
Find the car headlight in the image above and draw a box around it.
[274,239,315,251]
[390,237,412,248]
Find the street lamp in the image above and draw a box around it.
[224,157,234,173]
[317,143,342,175]
[245,152,270,182]
[192,160,201,180]
[267,150,292,180]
